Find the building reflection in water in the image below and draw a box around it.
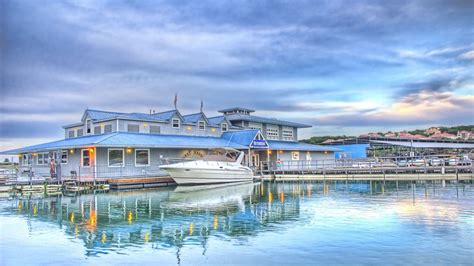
[3,180,467,259]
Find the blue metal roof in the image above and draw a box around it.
[1,131,339,154]
[117,110,179,122]
[0,132,247,154]
[86,109,125,120]
[182,112,207,123]
[118,112,163,121]
[1,134,117,154]
[96,133,247,149]
[150,110,180,121]
[225,113,311,128]
[208,116,226,125]
[267,141,341,152]
[221,129,260,146]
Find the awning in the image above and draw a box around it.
[370,140,474,149]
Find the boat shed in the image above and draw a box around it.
[370,140,474,149]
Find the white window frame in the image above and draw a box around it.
[61,151,68,164]
[37,153,49,165]
[104,124,113,134]
[81,149,91,167]
[249,122,263,131]
[172,118,180,128]
[291,151,300,161]
[108,148,125,168]
[135,149,150,167]
[221,123,228,132]
[266,125,279,140]
[86,119,92,135]
[22,154,31,166]
[282,127,294,141]
[77,129,84,137]
[198,121,206,131]
[37,153,43,165]
[149,125,161,134]
[68,130,75,138]
[94,125,102,135]
[127,124,140,133]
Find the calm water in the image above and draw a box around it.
[0,181,473,265]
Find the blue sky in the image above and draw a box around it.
[1,0,473,150]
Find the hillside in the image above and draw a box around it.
[302,125,474,144]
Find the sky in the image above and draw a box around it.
[1,0,473,152]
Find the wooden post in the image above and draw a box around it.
[93,162,96,187]
[248,148,251,167]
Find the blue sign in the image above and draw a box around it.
[251,139,268,148]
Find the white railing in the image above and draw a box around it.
[260,156,473,175]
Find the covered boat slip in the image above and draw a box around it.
[2,130,338,181]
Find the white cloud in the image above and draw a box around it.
[459,50,474,60]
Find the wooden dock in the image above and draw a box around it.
[108,176,176,190]
[262,173,473,181]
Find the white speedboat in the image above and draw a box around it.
[159,148,254,185]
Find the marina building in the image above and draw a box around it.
[2,107,338,179]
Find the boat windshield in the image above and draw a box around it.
[202,149,240,162]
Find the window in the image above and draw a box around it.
[86,119,92,134]
[77,129,84,137]
[108,149,124,167]
[291,151,300,161]
[221,123,228,132]
[94,126,101,135]
[249,122,263,131]
[22,154,31,166]
[135,149,150,166]
[68,130,75,138]
[104,124,112,133]
[282,127,294,141]
[127,124,140,133]
[37,153,49,165]
[150,125,161,134]
[81,149,91,167]
[61,151,68,164]
[266,125,279,140]
[198,121,205,131]
[172,118,180,128]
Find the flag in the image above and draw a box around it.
[174,93,178,109]
[200,99,203,113]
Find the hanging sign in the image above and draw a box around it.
[250,139,268,148]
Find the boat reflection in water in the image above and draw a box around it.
[2,181,302,258]
[1,181,472,265]
[163,182,255,212]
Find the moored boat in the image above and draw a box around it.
[159,148,254,185]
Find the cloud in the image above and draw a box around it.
[459,50,474,60]
[1,0,473,143]
[396,76,470,97]
[311,90,474,127]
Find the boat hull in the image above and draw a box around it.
[160,167,253,185]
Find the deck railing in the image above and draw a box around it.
[257,156,473,176]
[10,155,473,184]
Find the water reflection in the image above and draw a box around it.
[1,180,472,264]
